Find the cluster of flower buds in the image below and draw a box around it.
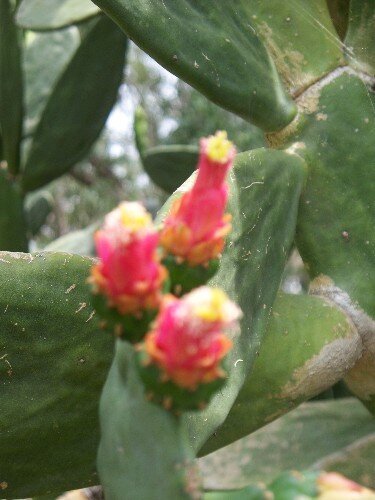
[90,131,241,411]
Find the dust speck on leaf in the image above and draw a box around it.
[65,284,76,294]
[341,231,350,241]
[86,311,96,323]
[0,354,12,376]
[316,112,327,121]
[75,302,87,313]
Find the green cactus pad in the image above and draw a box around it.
[345,0,375,75]
[200,292,360,456]
[222,1,343,95]
[16,0,100,31]
[23,27,80,136]
[44,222,98,256]
[157,148,307,452]
[204,468,374,499]
[142,145,199,193]
[0,171,28,252]
[286,72,374,318]
[312,434,375,488]
[134,108,199,193]
[204,485,268,500]
[162,255,219,295]
[22,16,128,192]
[199,399,375,491]
[0,252,113,498]
[92,0,297,131]
[268,471,319,499]
[98,340,198,499]
[0,0,23,175]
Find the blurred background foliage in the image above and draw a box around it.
[33,44,265,249]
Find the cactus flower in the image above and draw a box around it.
[90,202,166,316]
[317,472,375,499]
[143,287,242,390]
[160,131,235,266]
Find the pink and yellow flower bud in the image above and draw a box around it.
[317,472,375,499]
[143,287,242,390]
[160,131,236,266]
[90,202,166,316]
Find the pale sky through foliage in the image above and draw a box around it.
[106,43,179,160]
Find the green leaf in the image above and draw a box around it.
[204,485,268,500]
[345,0,375,75]
[268,471,319,500]
[16,0,100,31]
[0,0,23,174]
[287,72,374,319]
[198,399,375,490]
[92,0,297,131]
[143,145,199,193]
[98,341,197,500]
[22,16,128,192]
[203,472,323,500]
[157,149,307,452]
[44,222,98,256]
[312,434,375,489]
[23,27,80,136]
[0,171,28,251]
[25,190,53,236]
[200,292,361,456]
[0,251,113,498]
[327,0,350,39]
[77,16,101,39]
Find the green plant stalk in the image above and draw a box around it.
[98,340,199,500]
[0,171,28,251]
[0,0,23,175]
